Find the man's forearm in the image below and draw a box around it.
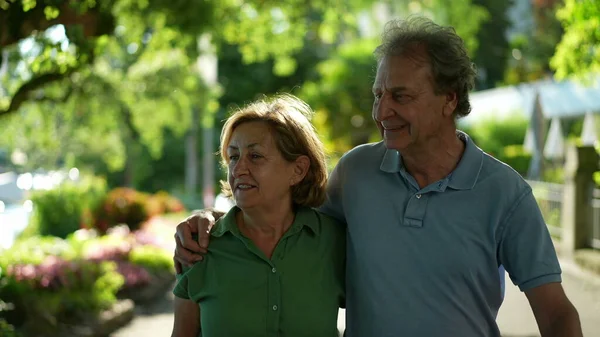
[541,308,582,337]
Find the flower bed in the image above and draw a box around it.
[0,223,177,337]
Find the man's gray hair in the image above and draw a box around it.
[374,16,477,118]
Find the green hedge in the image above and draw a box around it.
[29,176,107,239]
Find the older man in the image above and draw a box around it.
[173,16,582,337]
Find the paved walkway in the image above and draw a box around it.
[111,262,600,336]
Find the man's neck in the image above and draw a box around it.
[401,129,465,189]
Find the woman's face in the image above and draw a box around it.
[226,121,302,210]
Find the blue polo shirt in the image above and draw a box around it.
[320,131,561,337]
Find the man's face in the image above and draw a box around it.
[372,52,451,151]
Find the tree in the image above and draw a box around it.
[0,0,373,116]
[551,0,600,81]
[300,38,379,160]
[503,0,564,85]
[0,0,214,115]
[0,0,374,192]
[471,0,512,89]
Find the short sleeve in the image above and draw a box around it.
[173,265,192,299]
[498,187,562,292]
[173,264,208,300]
[318,157,347,222]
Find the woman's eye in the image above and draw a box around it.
[229,155,239,160]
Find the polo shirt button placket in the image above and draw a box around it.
[416,193,422,199]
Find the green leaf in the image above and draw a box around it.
[22,0,36,12]
[44,5,60,20]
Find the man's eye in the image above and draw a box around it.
[251,154,262,159]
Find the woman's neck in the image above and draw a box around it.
[237,204,296,258]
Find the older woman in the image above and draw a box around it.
[171,94,345,337]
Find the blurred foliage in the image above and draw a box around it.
[543,165,565,183]
[460,112,530,175]
[0,0,373,113]
[0,221,176,333]
[29,175,107,238]
[503,0,564,85]
[145,190,186,217]
[1,236,79,265]
[471,0,512,89]
[0,237,124,333]
[94,187,150,233]
[129,244,174,274]
[0,318,20,337]
[300,38,379,160]
[551,0,600,81]
[461,112,529,158]
[501,144,532,177]
[0,0,373,192]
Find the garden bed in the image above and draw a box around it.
[0,223,178,337]
[30,299,135,337]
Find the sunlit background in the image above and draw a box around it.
[1,0,599,336]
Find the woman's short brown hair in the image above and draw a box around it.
[219,94,328,208]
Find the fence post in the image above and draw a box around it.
[561,144,599,255]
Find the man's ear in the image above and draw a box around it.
[291,155,310,186]
[443,92,458,117]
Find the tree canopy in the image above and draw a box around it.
[551,0,600,81]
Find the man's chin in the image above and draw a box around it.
[383,139,409,151]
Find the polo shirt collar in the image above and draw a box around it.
[212,205,321,237]
[447,131,483,190]
[379,131,483,190]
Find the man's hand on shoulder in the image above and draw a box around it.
[173,208,225,274]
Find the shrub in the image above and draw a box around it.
[461,112,529,159]
[94,188,151,233]
[29,176,107,238]
[146,191,186,216]
[0,318,20,337]
[543,166,565,184]
[115,261,152,290]
[499,145,532,177]
[129,245,174,274]
[0,237,79,267]
[0,226,175,332]
[0,256,123,333]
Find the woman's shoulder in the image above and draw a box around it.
[314,209,345,227]
[299,207,346,238]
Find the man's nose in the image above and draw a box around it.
[373,94,395,122]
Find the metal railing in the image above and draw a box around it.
[526,180,564,239]
[589,189,600,250]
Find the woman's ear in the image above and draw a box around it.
[290,155,310,186]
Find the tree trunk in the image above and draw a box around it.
[185,107,200,200]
